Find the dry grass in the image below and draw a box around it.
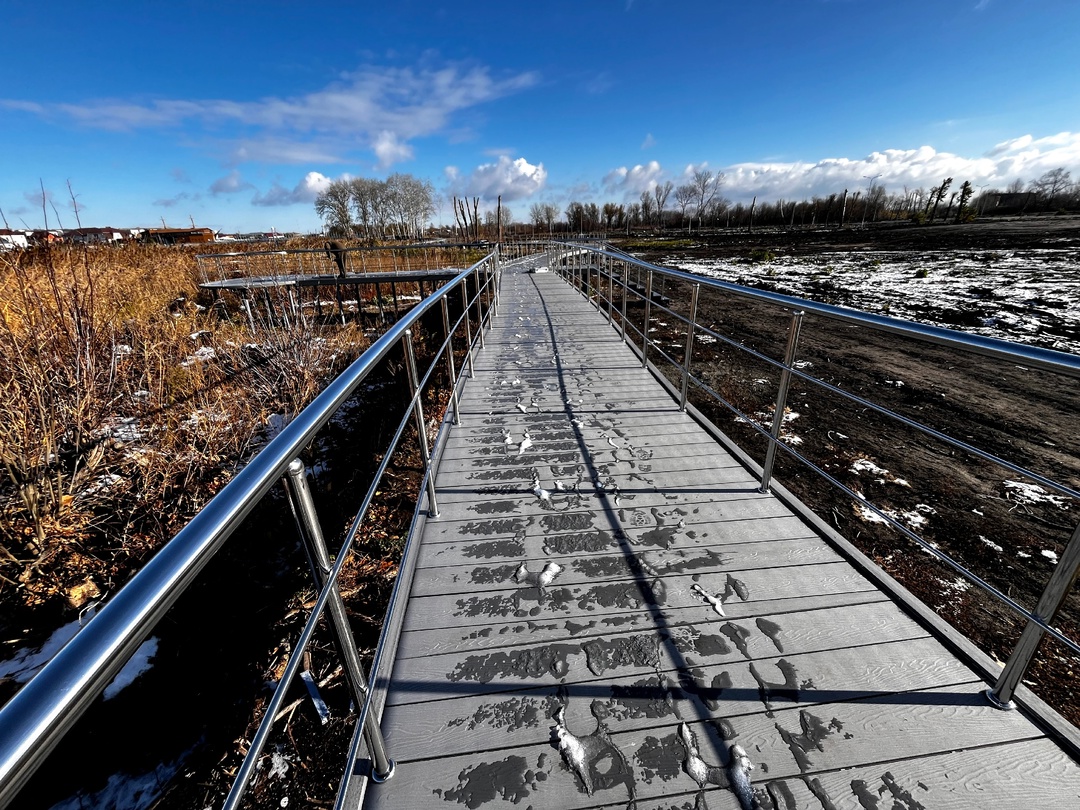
[0,243,372,613]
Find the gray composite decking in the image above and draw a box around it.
[355,256,1080,809]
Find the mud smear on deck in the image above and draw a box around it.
[671,625,732,660]
[458,518,529,537]
[721,622,754,659]
[605,674,681,721]
[447,643,578,683]
[553,704,637,807]
[578,579,664,611]
[851,772,928,810]
[432,753,547,807]
[582,633,662,676]
[446,694,562,733]
[467,564,520,585]
[750,659,804,716]
[540,512,595,532]
[574,548,729,580]
[636,731,685,784]
[543,529,616,555]
[775,710,850,772]
[459,539,525,560]
[454,585,573,619]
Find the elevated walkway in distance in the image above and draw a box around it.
[352,256,1080,809]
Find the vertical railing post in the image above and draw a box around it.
[641,270,654,368]
[282,460,395,781]
[472,267,485,349]
[461,279,475,378]
[759,310,805,493]
[679,283,700,411]
[619,261,629,343]
[609,257,617,326]
[403,330,440,518]
[988,520,1080,708]
[441,297,461,426]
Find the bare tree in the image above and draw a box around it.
[639,190,655,228]
[929,177,953,223]
[602,202,624,230]
[690,169,723,231]
[674,184,696,231]
[315,179,354,236]
[1029,167,1072,209]
[653,181,673,229]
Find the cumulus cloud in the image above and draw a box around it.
[372,131,414,168]
[449,155,546,202]
[252,171,333,207]
[603,161,665,198]
[2,61,539,169]
[209,170,254,196]
[715,133,1080,202]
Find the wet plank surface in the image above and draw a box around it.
[358,256,1080,810]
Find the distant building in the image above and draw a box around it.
[0,229,30,250]
[29,230,63,245]
[142,227,216,245]
[982,192,1037,214]
[65,226,127,245]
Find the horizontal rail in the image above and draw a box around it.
[597,244,1080,378]
[550,241,1080,710]
[0,250,503,807]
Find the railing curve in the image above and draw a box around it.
[0,248,506,808]
[548,241,1080,714]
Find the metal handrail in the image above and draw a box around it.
[0,249,505,807]
[550,241,1080,710]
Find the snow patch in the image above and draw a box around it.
[980,536,1004,553]
[1003,480,1069,510]
[104,637,159,699]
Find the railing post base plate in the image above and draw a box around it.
[370,759,397,783]
[984,687,1016,711]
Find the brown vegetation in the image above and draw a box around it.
[0,242,373,632]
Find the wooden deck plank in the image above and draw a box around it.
[352,256,1080,810]
[409,537,842,597]
[397,561,879,633]
[394,592,890,659]
[386,600,933,704]
[376,636,976,760]
[362,684,1054,810]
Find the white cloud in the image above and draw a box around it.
[372,131,414,168]
[682,161,710,178]
[450,155,546,202]
[602,161,665,198]
[641,133,656,150]
[4,62,539,169]
[153,191,200,209]
[715,134,1080,202]
[209,170,253,196]
[252,171,333,207]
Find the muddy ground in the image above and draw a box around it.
[615,214,1080,728]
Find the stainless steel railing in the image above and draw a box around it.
[549,241,1080,712]
[0,248,507,808]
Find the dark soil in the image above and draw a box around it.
[612,215,1080,728]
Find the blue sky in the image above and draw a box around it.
[3,0,1079,233]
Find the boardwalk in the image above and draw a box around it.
[355,256,1080,809]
